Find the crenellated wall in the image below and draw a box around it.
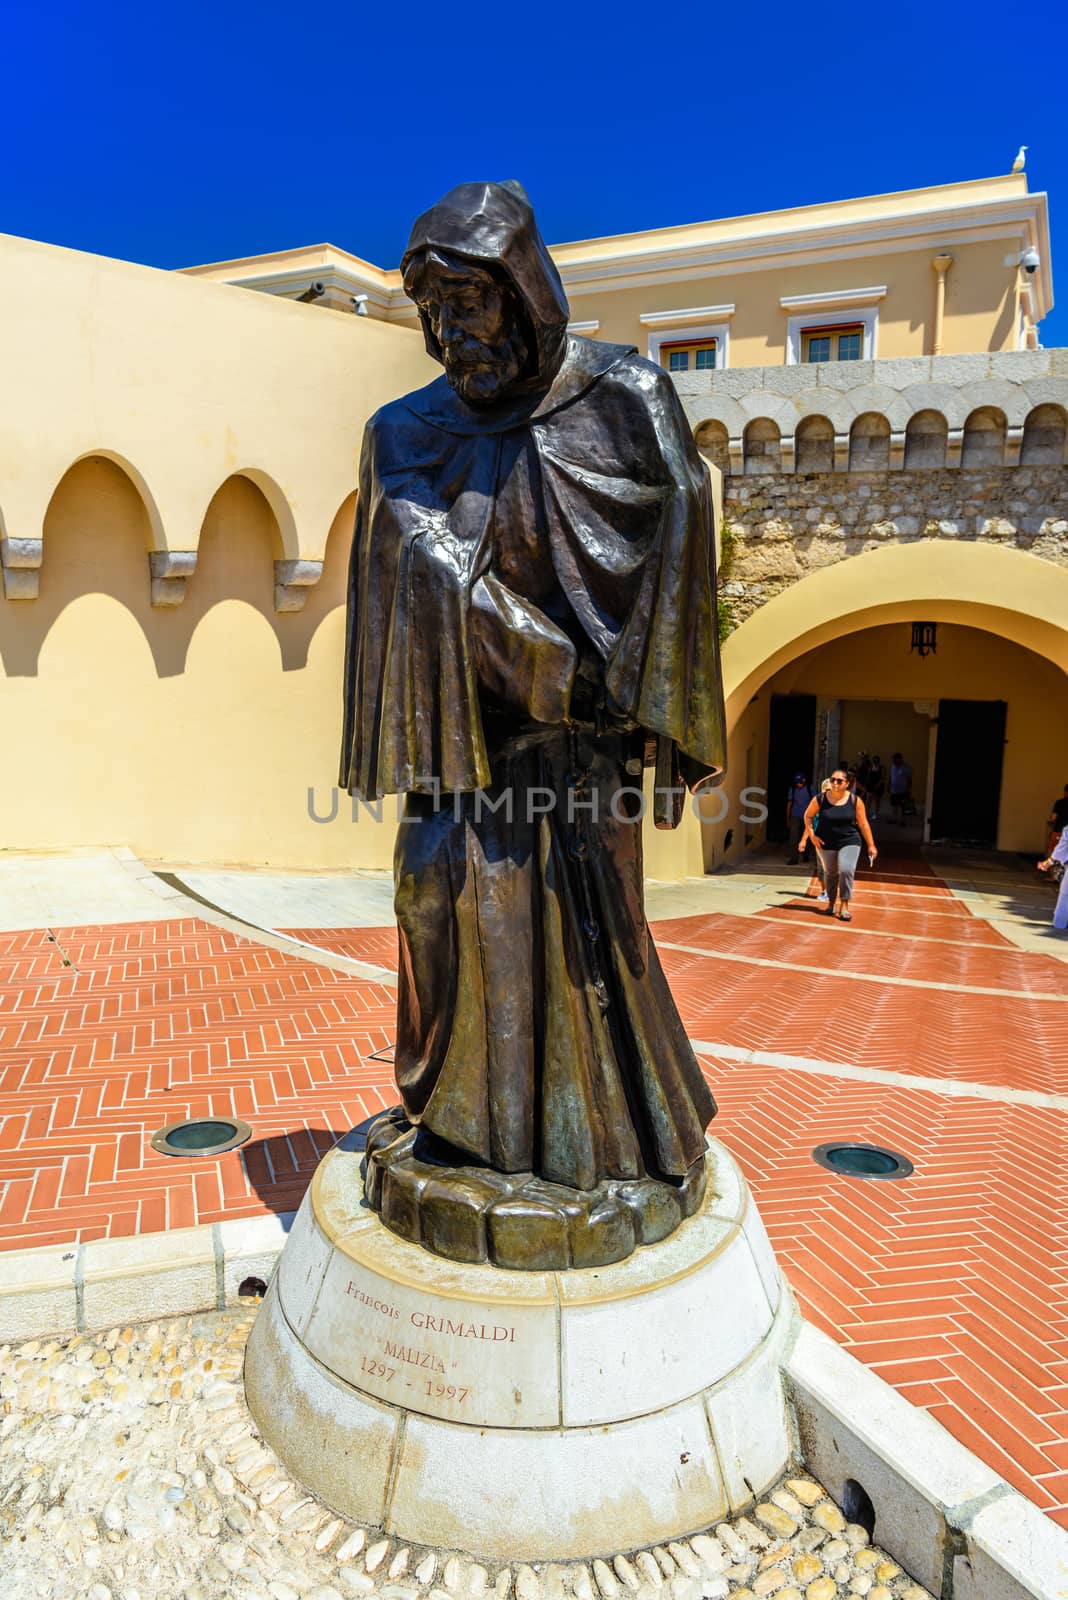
[676,350,1068,633]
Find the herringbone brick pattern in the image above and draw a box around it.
[282,926,399,968]
[0,919,396,1247]
[658,944,1068,1093]
[2,857,1068,1525]
[655,910,1068,992]
[699,1055,1068,1525]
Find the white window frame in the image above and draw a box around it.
[787,306,878,365]
[646,321,731,372]
[640,304,734,371]
[781,287,885,366]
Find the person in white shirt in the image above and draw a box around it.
[1038,832,1068,930]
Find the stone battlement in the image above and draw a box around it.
[675,349,1068,477]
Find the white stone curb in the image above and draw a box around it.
[786,1321,1068,1600]
[0,1212,293,1341]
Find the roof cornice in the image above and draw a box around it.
[176,186,1053,325]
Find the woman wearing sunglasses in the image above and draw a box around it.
[800,770,878,921]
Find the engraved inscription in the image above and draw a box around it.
[344,1281,400,1319]
[384,1340,447,1374]
[340,1279,520,1413]
[308,1257,558,1427]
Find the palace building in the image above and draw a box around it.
[0,171,1063,876]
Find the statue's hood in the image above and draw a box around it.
[401,180,570,391]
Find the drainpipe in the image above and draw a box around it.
[931,255,953,356]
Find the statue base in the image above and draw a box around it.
[361,1107,707,1270]
[244,1136,796,1561]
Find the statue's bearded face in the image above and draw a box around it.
[414,253,530,405]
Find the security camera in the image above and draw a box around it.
[1020,245,1040,275]
[351,294,370,317]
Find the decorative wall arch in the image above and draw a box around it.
[957,379,1031,429]
[743,418,781,475]
[196,468,319,613]
[790,389,853,434]
[688,394,746,439]
[961,406,1008,469]
[795,414,835,474]
[6,448,172,605]
[694,419,730,477]
[897,383,968,431]
[1021,403,1068,465]
[840,384,910,432]
[904,409,948,470]
[849,412,891,471]
[228,468,300,562]
[64,449,167,550]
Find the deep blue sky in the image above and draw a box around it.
[4,0,1065,345]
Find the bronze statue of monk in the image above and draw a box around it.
[340,181,727,1270]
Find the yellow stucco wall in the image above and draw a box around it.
[582,237,1021,365]
[0,229,433,559]
[182,175,1050,366]
[0,231,436,872]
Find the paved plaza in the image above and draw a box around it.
[1,843,1067,1531]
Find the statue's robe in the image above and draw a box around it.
[340,334,727,1191]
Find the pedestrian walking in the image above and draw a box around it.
[785,774,815,864]
[866,756,885,821]
[801,768,878,921]
[888,753,912,823]
[1038,831,1068,931]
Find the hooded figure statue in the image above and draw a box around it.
[341,182,728,1269]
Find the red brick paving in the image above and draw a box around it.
[659,943,1068,1095]
[282,926,399,968]
[0,919,396,1248]
[760,899,1016,944]
[700,1056,1068,1519]
[655,909,1068,993]
[2,859,1068,1526]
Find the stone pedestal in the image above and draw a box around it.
[244,1135,796,1561]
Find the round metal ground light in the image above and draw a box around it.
[812,1141,914,1180]
[150,1117,253,1158]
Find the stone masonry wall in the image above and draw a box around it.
[719,464,1068,629]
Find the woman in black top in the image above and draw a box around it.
[801,769,879,922]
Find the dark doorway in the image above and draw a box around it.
[767,694,817,842]
[930,699,1007,847]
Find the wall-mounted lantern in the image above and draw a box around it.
[910,622,938,658]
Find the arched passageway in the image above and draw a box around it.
[711,543,1068,866]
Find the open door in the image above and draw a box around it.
[929,699,1007,847]
[766,694,817,842]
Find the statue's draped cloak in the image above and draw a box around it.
[340,184,726,1189]
[340,337,726,800]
